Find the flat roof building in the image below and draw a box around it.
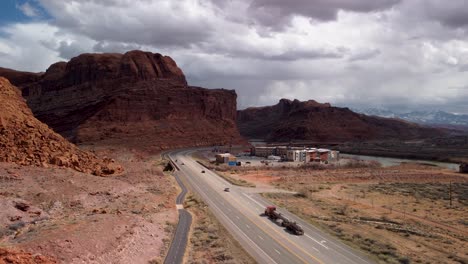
[251,145,339,163]
[215,153,236,163]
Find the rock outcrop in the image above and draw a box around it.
[0,248,57,264]
[0,77,123,175]
[237,98,444,142]
[0,51,242,147]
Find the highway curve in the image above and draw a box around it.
[164,157,192,264]
[168,149,375,264]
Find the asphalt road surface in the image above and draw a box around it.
[168,149,375,264]
[164,158,192,264]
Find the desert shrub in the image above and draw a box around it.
[342,159,382,169]
[0,227,14,238]
[294,191,307,198]
[8,221,26,231]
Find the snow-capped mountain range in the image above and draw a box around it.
[353,108,468,126]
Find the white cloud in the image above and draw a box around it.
[0,0,468,113]
[17,2,40,17]
[0,23,61,71]
[0,22,95,72]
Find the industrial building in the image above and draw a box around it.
[251,146,339,163]
[215,153,237,164]
[252,146,303,158]
[250,146,276,157]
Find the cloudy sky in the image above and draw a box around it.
[1,0,468,113]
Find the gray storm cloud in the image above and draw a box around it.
[248,0,401,27]
[0,0,467,113]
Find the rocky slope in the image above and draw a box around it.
[0,77,122,175]
[0,248,57,264]
[0,50,241,148]
[237,99,444,142]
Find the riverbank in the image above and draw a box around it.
[341,153,460,171]
[337,137,468,164]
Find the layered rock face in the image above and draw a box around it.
[0,77,122,175]
[237,99,444,142]
[0,51,241,147]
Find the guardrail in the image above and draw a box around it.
[196,160,209,169]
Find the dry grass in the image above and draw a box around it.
[258,164,468,264]
[215,171,256,188]
[184,194,257,264]
[191,151,468,263]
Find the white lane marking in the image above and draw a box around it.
[242,191,329,255]
[274,249,281,255]
[242,190,369,263]
[177,158,279,264]
[209,196,279,264]
[181,150,369,263]
[258,235,264,240]
[306,234,329,250]
[301,221,373,263]
[242,193,266,208]
[246,224,250,229]
[177,150,372,264]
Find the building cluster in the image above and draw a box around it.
[251,146,339,163]
[215,153,237,166]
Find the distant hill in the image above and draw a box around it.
[237,99,445,142]
[353,108,468,127]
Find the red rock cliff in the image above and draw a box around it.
[0,51,242,148]
[237,98,444,142]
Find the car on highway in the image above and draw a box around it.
[224,187,230,192]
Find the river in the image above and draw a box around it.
[341,153,460,171]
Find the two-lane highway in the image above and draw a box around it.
[168,149,374,264]
[164,155,192,264]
